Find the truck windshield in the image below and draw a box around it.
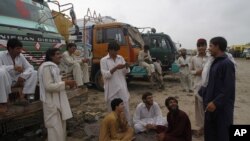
[0,0,58,33]
[127,26,144,48]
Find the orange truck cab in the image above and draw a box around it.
[69,22,144,90]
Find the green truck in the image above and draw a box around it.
[141,30,177,73]
[0,0,65,69]
[0,0,85,135]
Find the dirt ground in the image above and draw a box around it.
[67,58,250,141]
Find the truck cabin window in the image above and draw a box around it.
[96,28,126,45]
[0,0,57,32]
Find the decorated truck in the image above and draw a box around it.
[0,0,86,135]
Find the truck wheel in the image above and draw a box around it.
[94,70,104,91]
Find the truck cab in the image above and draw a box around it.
[0,0,65,69]
[69,22,143,90]
[141,32,177,73]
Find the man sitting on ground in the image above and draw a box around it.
[60,43,90,88]
[0,38,37,112]
[157,96,191,141]
[99,98,134,141]
[133,92,167,133]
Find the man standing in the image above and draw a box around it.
[39,48,76,141]
[0,38,37,110]
[177,48,193,93]
[133,92,166,133]
[201,37,235,141]
[157,96,192,141]
[189,38,208,135]
[100,41,131,122]
[60,43,90,87]
[99,98,134,141]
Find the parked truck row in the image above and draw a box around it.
[0,0,177,134]
[0,0,177,91]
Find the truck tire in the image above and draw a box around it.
[94,70,104,91]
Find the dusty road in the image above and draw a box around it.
[68,58,250,141]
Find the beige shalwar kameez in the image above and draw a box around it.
[60,51,89,86]
[138,50,155,76]
[190,55,208,129]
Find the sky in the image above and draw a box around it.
[48,0,250,49]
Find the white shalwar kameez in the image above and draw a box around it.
[100,54,130,122]
[138,50,155,76]
[38,62,72,141]
[133,102,167,133]
[0,68,12,103]
[60,51,89,86]
[0,51,37,96]
[177,56,192,91]
[189,55,208,129]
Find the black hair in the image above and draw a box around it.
[196,38,207,47]
[45,48,60,62]
[7,38,23,50]
[111,98,123,111]
[66,43,77,50]
[142,92,153,100]
[165,96,178,107]
[144,45,150,50]
[210,37,227,51]
[108,40,120,51]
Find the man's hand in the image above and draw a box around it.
[180,64,188,67]
[125,62,129,69]
[14,66,24,73]
[206,101,216,112]
[196,69,203,76]
[116,64,126,69]
[65,80,77,89]
[145,124,156,130]
[157,132,165,141]
[82,58,89,63]
[110,64,126,74]
[16,77,25,87]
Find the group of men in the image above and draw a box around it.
[99,41,192,141]
[99,37,236,141]
[0,39,90,113]
[177,37,236,141]
[0,37,236,141]
[0,38,90,140]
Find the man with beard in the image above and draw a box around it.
[133,92,166,133]
[157,97,191,141]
